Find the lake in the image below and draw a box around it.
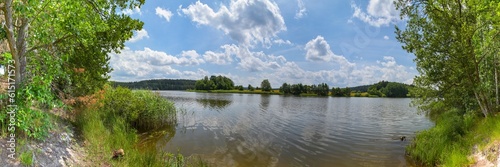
[146,91,433,167]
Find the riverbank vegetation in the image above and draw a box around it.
[0,0,193,166]
[75,86,187,166]
[395,0,500,166]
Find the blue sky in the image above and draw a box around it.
[109,0,417,87]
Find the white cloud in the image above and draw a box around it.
[351,0,399,27]
[203,44,286,72]
[350,56,414,85]
[128,29,149,43]
[257,55,415,87]
[295,0,307,19]
[122,6,141,15]
[273,39,292,45]
[383,35,389,40]
[156,7,173,22]
[181,0,286,46]
[304,36,355,68]
[109,47,207,81]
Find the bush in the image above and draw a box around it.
[97,87,176,130]
[76,86,183,166]
[406,109,477,166]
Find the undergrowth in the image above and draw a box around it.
[407,109,500,166]
[76,86,205,166]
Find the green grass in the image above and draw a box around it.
[20,150,33,166]
[407,109,500,166]
[76,86,192,166]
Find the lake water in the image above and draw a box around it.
[149,91,433,167]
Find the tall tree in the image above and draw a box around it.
[261,79,272,92]
[395,0,500,117]
[1,0,144,98]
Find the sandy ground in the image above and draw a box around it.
[471,141,500,167]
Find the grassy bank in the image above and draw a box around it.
[75,86,191,166]
[407,110,500,166]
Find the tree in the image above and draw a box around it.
[194,75,234,90]
[279,83,290,94]
[261,79,272,92]
[315,83,329,96]
[1,0,144,98]
[395,0,500,117]
[248,84,254,91]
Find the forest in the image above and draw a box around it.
[112,79,196,90]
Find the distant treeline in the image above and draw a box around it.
[111,79,196,90]
[112,77,411,97]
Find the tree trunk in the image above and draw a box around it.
[496,57,499,111]
[16,17,29,85]
[2,0,28,88]
[2,0,20,88]
[475,91,489,117]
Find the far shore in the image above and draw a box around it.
[185,89,392,97]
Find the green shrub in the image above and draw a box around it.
[406,109,479,166]
[16,107,52,140]
[97,87,176,130]
[76,86,183,166]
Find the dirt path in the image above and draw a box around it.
[0,118,88,167]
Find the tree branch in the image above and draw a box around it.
[27,34,74,54]
[84,0,107,19]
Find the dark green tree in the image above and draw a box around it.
[248,84,255,91]
[261,79,272,92]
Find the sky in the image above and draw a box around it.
[109,0,417,87]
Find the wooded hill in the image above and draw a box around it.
[111,79,196,90]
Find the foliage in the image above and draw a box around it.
[97,86,176,130]
[195,75,234,90]
[367,81,410,97]
[16,107,52,140]
[315,83,329,96]
[395,0,500,166]
[0,0,144,140]
[112,79,196,90]
[260,79,272,92]
[19,150,33,166]
[76,86,184,166]
[248,84,254,91]
[405,109,490,166]
[331,87,351,97]
[395,0,500,117]
[279,83,329,96]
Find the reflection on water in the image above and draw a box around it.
[196,98,232,110]
[147,91,433,167]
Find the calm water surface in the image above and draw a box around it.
[149,91,433,167]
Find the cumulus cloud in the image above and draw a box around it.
[128,29,149,43]
[304,36,355,68]
[383,35,389,40]
[351,0,399,27]
[122,6,141,15]
[295,0,307,19]
[181,0,286,46]
[203,44,286,72]
[257,55,415,87]
[109,47,206,81]
[156,7,173,22]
